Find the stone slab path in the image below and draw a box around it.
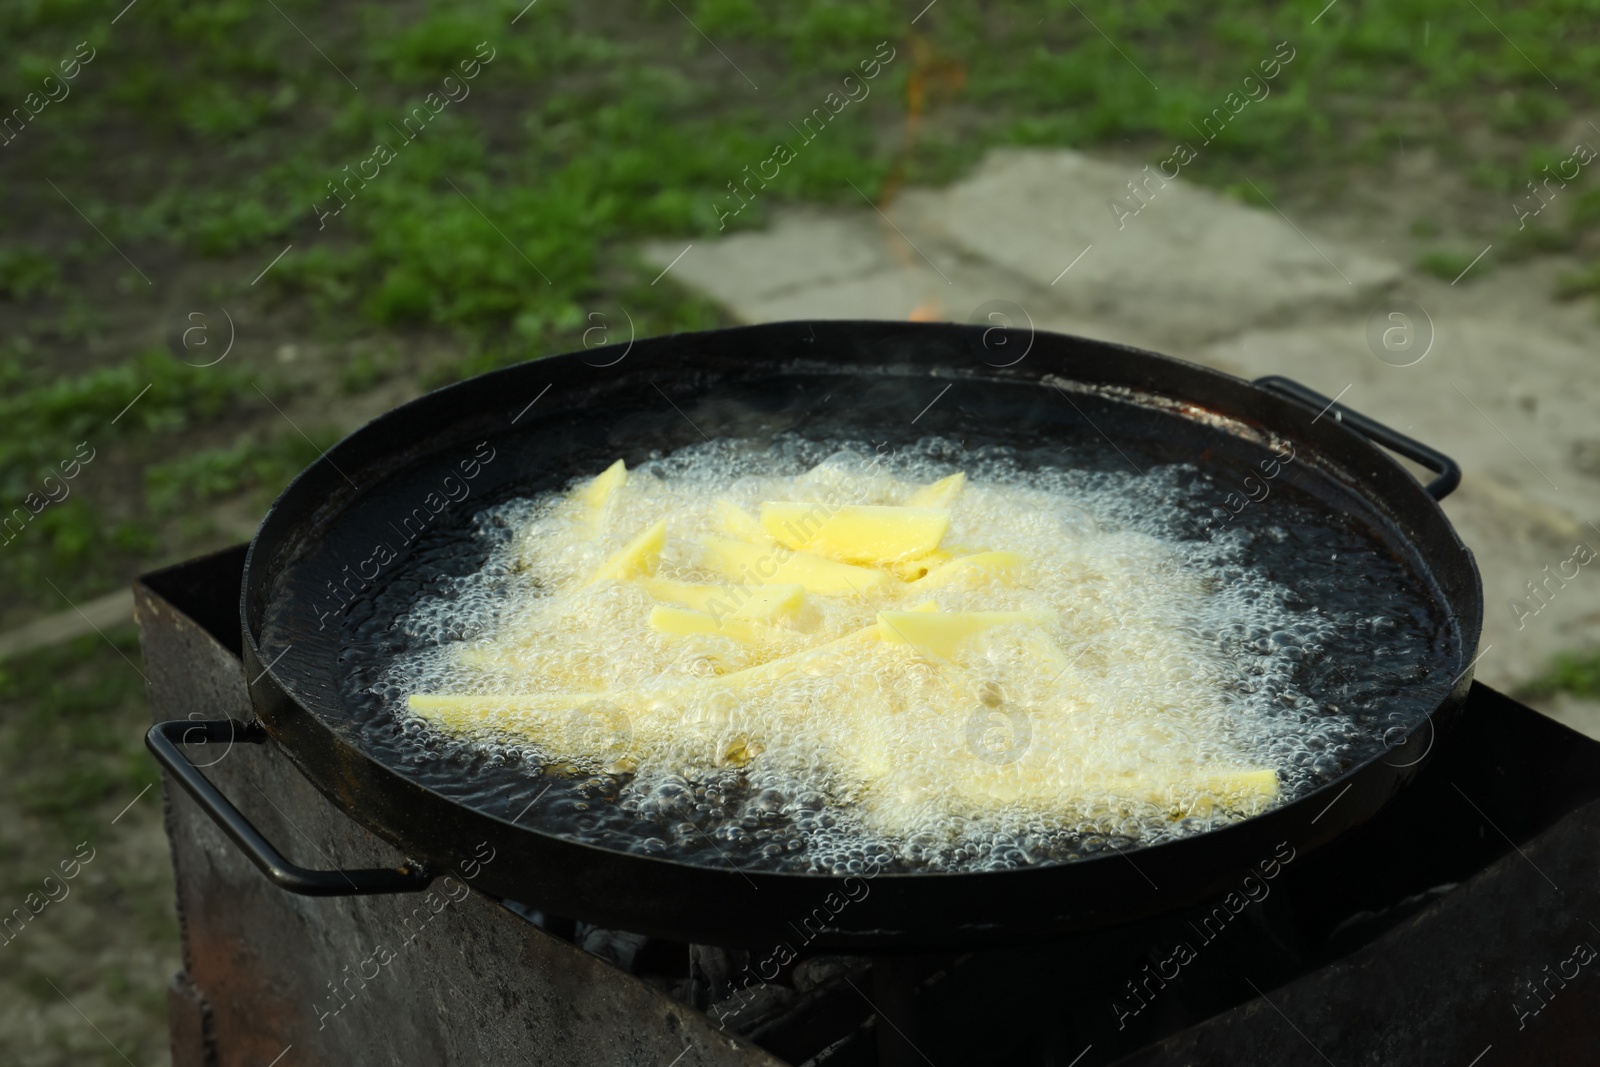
[644,147,1600,736]
[0,589,134,663]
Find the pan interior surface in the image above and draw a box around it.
[259,360,1464,880]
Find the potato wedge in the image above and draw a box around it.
[761,503,949,565]
[877,609,1056,661]
[586,520,666,584]
[698,535,891,597]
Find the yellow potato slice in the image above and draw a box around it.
[642,577,808,628]
[1019,630,1073,674]
[586,520,666,584]
[915,550,1024,589]
[760,503,949,565]
[885,550,950,582]
[412,626,880,717]
[713,498,768,543]
[573,459,626,531]
[727,583,806,622]
[638,577,731,612]
[908,471,965,509]
[1166,768,1281,816]
[941,759,1279,818]
[698,535,891,597]
[1083,767,1281,818]
[876,609,1056,661]
[407,626,882,752]
[708,623,879,688]
[409,692,665,767]
[649,603,767,646]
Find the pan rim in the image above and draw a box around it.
[238,320,1482,899]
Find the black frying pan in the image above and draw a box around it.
[148,321,1481,951]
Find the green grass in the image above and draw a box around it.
[1417,248,1490,282]
[1557,262,1600,299]
[0,0,1594,621]
[0,631,156,845]
[0,351,260,612]
[0,349,249,497]
[1518,648,1600,701]
[0,246,61,300]
[143,430,341,517]
[1503,223,1579,259]
[13,0,1600,365]
[0,628,177,1062]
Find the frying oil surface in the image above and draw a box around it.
[350,437,1453,875]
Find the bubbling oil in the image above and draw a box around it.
[354,436,1451,875]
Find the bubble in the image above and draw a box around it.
[964,705,1032,765]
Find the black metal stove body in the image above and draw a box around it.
[140,546,1600,1067]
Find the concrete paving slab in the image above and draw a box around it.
[646,150,1402,346]
[645,211,891,312]
[890,149,1403,341]
[0,588,135,662]
[643,201,1172,352]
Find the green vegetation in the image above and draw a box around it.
[0,631,154,848]
[1518,647,1600,701]
[0,0,1593,664]
[1557,261,1600,298]
[8,0,1600,407]
[1417,248,1489,282]
[0,350,247,493]
[143,430,338,516]
[0,351,257,612]
[0,246,61,300]
[0,630,176,1063]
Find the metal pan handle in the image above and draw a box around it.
[146,719,433,896]
[1253,375,1461,500]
